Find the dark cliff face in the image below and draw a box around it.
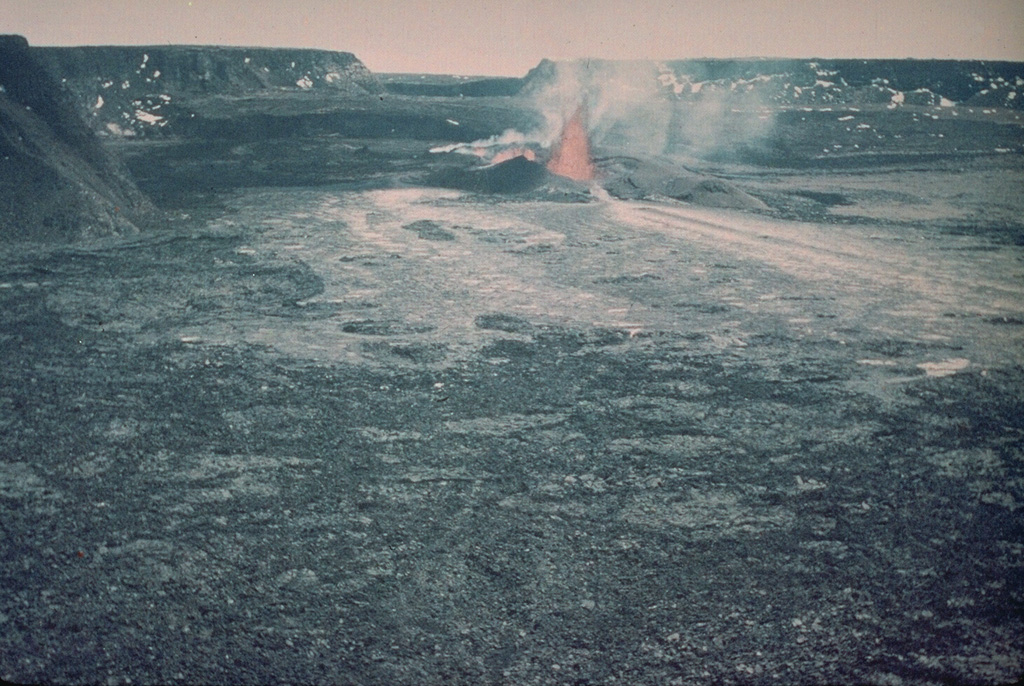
[33,45,383,137]
[0,35,156,242]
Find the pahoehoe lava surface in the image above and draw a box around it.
[2,43,1024,686]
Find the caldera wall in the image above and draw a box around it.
[33,45,383,137]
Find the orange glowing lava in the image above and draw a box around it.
[546,106,595,181]
[490,147,537,165]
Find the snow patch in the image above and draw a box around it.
[105,122,134,137]
[296,75,313,89]
[656,67,688,95]
[135,109,164,124]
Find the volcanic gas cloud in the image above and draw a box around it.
[546,106,595,181]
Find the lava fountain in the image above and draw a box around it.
[546,105,595,181]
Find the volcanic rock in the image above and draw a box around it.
[0,35,157,241]
[598,155,768,210]
[426,155,553,194]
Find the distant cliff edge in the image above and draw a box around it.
[521,58,1024,110]
[34,45,383,137]
[0,35,157,242]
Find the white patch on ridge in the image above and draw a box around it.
[105,122,134,137]
[296,76,313,89]
[135,110,164,124]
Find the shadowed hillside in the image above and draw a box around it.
[0,35,156,241]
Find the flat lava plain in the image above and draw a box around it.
[2,56,1024,685]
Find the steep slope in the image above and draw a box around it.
[0,35,156,241]
[33,45,383,137]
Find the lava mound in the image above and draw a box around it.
[426,155,552,194]
[597,155,768,211]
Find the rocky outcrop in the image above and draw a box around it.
[597,155,769,210]
[0,35,156,241]
[34,45,383,137]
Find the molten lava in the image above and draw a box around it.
[490,147,537,165]
[546,106,595,181]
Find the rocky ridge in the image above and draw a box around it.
[523,57,1024,110]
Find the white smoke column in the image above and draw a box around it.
[528,58,777,162]
[430,59,777,166]
[652,61,778,160]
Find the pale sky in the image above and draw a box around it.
[2,0,1022,76]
